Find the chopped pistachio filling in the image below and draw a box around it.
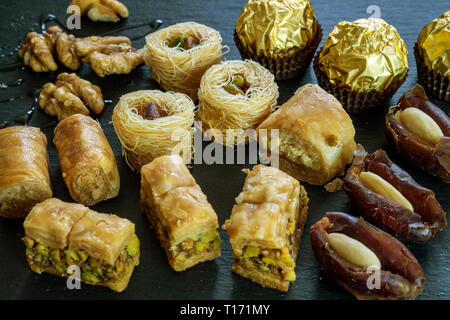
[224,74,250,95]
[23,235,139,285]
[239,245,296,282]
[169,230,220,260]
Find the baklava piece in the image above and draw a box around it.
[222,165,309,292]
[53,114,120,206]
[257,83,356,185]
[23,198,140,292]
[140,155,220,271]
[0,126,52,219]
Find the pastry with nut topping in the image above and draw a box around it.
[140,155,221,272]
[23,198,139,293]
[223,165,309,292]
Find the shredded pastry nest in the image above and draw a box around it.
[197,59,279,146]
[144,21,225,100]
[112,90,195,171]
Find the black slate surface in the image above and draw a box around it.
[0,0,449,300]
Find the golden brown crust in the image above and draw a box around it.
[23,198,138,292]
[0,126,52,219]
[53,114,120,206]
[223,164,309,291]
[140,155,220,271]
[69,210,135,265]
[257,83,356,185]
[24,198,88,249]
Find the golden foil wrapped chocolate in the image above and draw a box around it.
[318,18,409,92]
[417,11,450,77]
[235,0,319,57]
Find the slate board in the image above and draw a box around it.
[0,0,448,300]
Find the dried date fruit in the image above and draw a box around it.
[310,211,425,300]
[343,144,446,242]
[385,84,450,182]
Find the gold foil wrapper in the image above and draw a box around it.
[318,18,409,92]
[235,0,318,57]
[417,11,450,77]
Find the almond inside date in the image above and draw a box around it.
[326,232,381,269]
[398,107,443,145]
[359,171,413,212]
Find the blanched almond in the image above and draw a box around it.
[360,171,414,212]
[399,107,444,145]
[326,232,381,268]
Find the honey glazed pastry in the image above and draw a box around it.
[23,198,140,292]
[223,165,309,292]
[0,126,52,219]
[53,114,120,206]
[257,83,356,185]
[140,155,221,271]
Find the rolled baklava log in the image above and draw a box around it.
[222,165,309,292]
[140,155,221,271]
[54,114,120,206]
[0,126,52,219]
[23,198,140,292]
[257,83,356,185]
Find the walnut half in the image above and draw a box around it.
[70,0,129,23]
[38,73,104,121]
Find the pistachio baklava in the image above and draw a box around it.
[23,198,140,292]
[222,165,309,292]
[140,155,220,271]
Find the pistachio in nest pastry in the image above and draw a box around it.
[38,72,104,121]
[144,21,224,100]
[0,126,52,219]
[415,11,450,102]
[54,114,120,206]
[197,59,279,146]
[222,165,309,292]
[23,198,140,293]
[112,90,195,172]
[313,18,409,113]
[257,83,356,185]
[234,0,322,80]
[140,155,221,271]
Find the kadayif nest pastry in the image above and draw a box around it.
[415,11,450,102]
[234,0,322,80]
[313,18,409,113]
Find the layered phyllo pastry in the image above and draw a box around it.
[54,114,120,206]
[257,83,356,185]
[222,165,309,291]
[0,126,52,219]
[140,155,220,271]
[23,198,140,292]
